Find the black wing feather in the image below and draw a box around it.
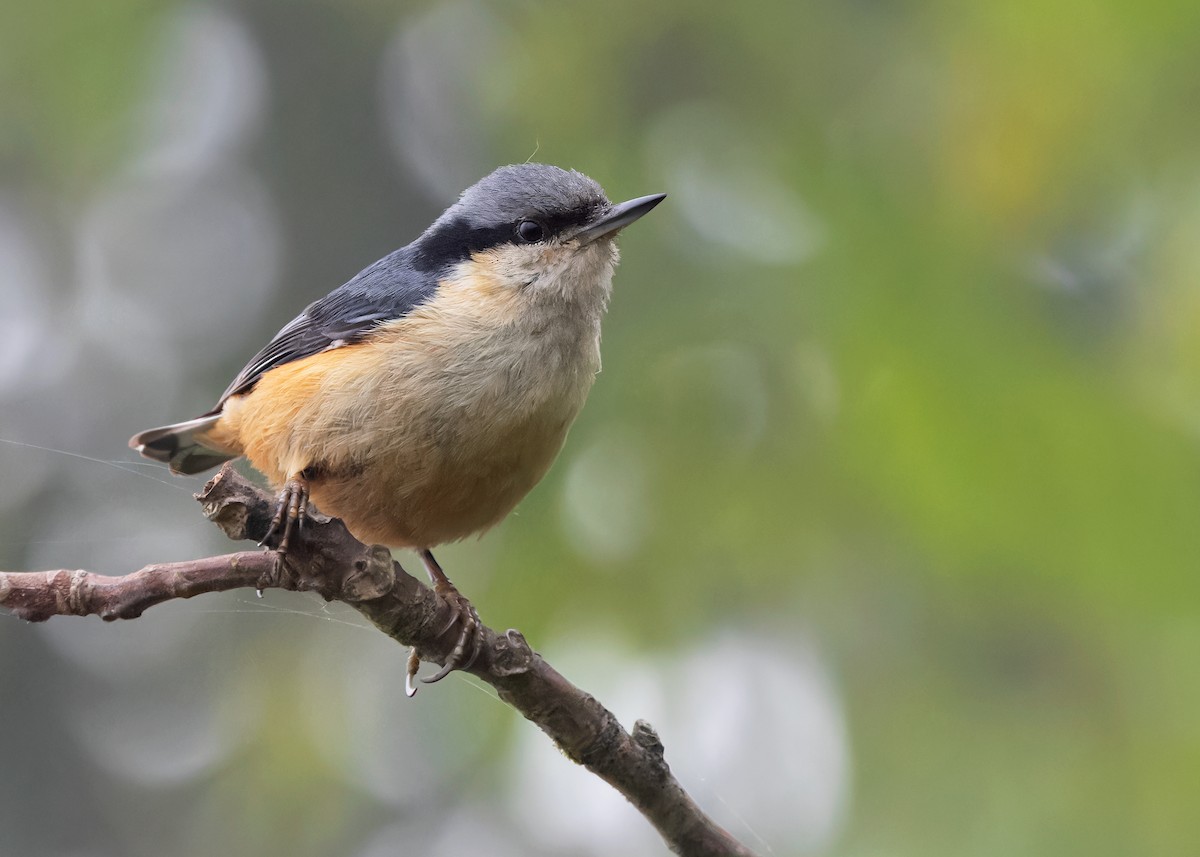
[213,247,437,407]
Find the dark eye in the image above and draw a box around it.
[516,220,545,243]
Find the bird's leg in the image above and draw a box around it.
[260,471,311,558]
[406,549,484,691]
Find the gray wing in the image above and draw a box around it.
[213,247,437,407]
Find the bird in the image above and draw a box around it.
[130,163,665,685]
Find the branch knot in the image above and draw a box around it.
[632,719,666,760]
[341,545,395,602]
[65,569,90,616]
[489,629,536,677]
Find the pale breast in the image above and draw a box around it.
[226,272,601,547]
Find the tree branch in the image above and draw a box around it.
[1,464,757,857]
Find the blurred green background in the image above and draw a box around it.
[3,1,1200,855]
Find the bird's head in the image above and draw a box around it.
[414,164,665,308]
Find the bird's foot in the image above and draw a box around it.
[257,472,310,588]
[261,472,310,552]
[405,549,484,695]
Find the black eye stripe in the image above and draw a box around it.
[413,219,511,271]
[413,202,608,271]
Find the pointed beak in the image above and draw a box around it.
[574,192,667,245]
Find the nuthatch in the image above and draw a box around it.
[130,163,665,683]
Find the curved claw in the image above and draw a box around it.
[421,600,483,684]
[425,635,482,681]
[405,647,421,698]
[459,633,484,672]
[422,659,457,685]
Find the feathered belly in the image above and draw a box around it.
[307,402,578,547]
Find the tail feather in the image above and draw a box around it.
[129,415,236,476]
